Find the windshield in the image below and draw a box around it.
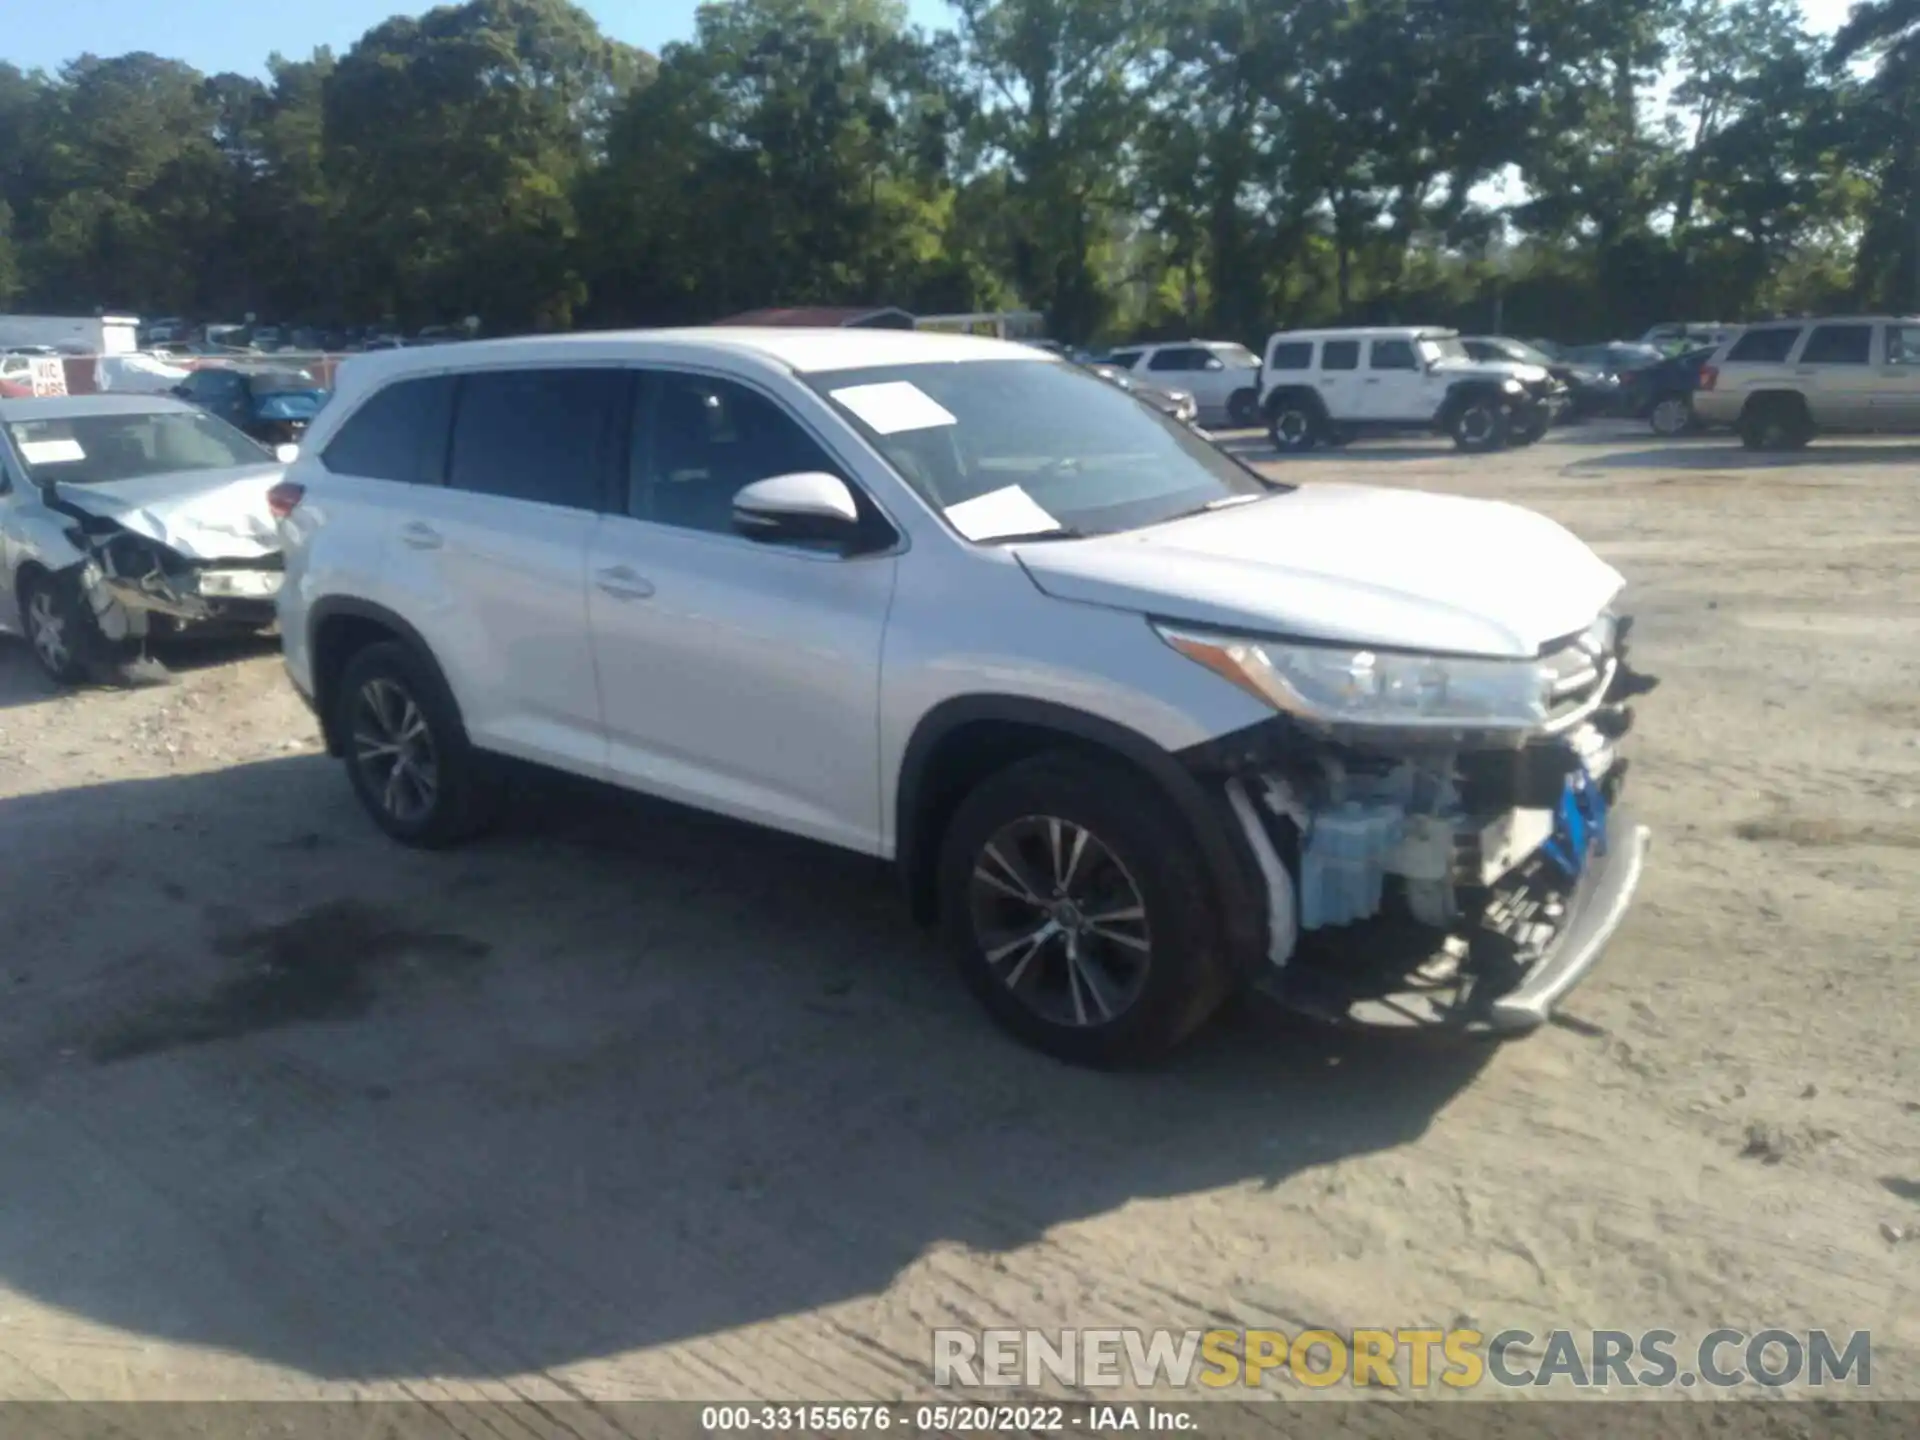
[1418,336,1470,362]
[809,359,1278,540]
[1496,340,1555,367]
[1211,343,1261,369]
[6,409,271,486]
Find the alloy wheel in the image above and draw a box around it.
[967,815,1153,1028]
[1274,409,1310,448]
[27,590,68,674]
[351,676,440,825]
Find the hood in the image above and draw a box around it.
[1434,356,1551,385]
[1012,483,1624,658]
[54,464,284,561]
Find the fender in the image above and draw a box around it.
[305,595,464,757]
[1438,378,1511,423]
[895,694,1267,972]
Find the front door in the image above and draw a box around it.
[587,368,896,855]
[1356,337,1425,421]
[1870,323,1920,429]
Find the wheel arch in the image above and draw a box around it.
[306,597,460,757]
[1438,379,1507,424]
[1262,384,1324,419]
[1737,389,1811,423]
[894,695,1266,968]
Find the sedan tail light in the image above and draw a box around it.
[267,481,306,520]
[1698,365,1718,391]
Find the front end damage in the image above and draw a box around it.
[1189,620,1657,1033]
[50,494,284,645]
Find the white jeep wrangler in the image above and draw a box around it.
[1258,327,1567,453]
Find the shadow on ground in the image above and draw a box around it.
[0,630,279,711]
[0,754,1491,1383]
[1564,441,1920,472]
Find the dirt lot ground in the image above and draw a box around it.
[0,422,1914,1417]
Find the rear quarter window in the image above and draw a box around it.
[321,375,457,485]
[1725,327,1802,364]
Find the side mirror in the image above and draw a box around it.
[731,471,864,547]
[1204,356,1225,371]
[274,443,300,464]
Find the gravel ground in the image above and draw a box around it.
[0,422,1913,1418]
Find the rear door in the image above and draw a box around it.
[1312,339,1362,419]
[1793,323,1875,427]
[383,366,627,776]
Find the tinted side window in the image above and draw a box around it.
[1106,350,1143,370]
[447,368,628,511]
[1726,327,1801,363]
[1370,339,1418,370]
[1800,325,1871,365]
[1148,347,1202,372]
[638,373,841,535]
[1322,340,1360,371]
[1267,342,1313,371]
[321,375,457,484]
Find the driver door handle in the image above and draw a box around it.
[398,521,443,550]
[595,565,655,601]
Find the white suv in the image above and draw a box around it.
[274,329,1651,1065]
[1102,341,1264,427]
[1258,327,1566,452]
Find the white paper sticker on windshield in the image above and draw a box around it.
[944,485,1063,542]
[20,438,84,465]
[830,380,957,435]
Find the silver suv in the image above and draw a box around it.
[1693,316,1920,450]
[275,328,1651,1065]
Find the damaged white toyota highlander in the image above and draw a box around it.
[277,329,1655,1066]
[0,395,293,683]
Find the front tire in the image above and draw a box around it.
[334,641,497,847]
[1451,398,1511,452]
[937,752,1231,1067]
[20,570,125,685]
[1267,398,1321,453]
[1227,388,1259,427]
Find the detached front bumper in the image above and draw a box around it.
[1187,639,1657,1035]
[1482,810,1650,1032]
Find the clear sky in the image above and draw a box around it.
[0,0,1865,79]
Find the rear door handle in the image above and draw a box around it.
[1363,378,1381,385]
[595,564,655,601]
[398,521,443,550]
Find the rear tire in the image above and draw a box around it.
[1739,395,1813,452]
[1227,389,1259,427]
[334,641,498,848]
[1649,395,1693,437]
[937,751,1231,1067]
[1451,398,1511,452]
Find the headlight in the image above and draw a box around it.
[1501,378,1525,394]
[1156,625,1553,730]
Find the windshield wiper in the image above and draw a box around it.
[986,526,1088,544]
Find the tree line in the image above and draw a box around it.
[1,0,1917,346]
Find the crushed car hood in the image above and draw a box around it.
[1013,482,1625,658]
[1433,356,1551,385]
[54,465,284,561]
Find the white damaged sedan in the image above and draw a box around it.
[0,394,292,683]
